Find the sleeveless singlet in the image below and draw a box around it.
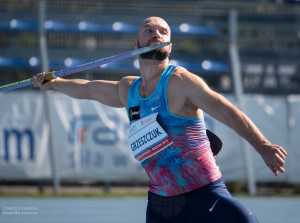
[127,64,222,196]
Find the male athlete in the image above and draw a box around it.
[33,17,287,223]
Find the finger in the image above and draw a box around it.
[273,167,278,176]
[36,72,44,78]
[277,151,286,161]
[274,158,285,172]
[33,75,40,87]
[270,160,285,174]
[278,166,285,173]
[268,163,279,176]
[275,146,287,160]
[34,73,45,86]
[280,147,287,157]
[275,153,285,167]
[272,157,285,175]
[32,76,36,86]
[33,74,42,87]
[37,73,45,82]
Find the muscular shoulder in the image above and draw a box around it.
[119,76,139,87]
[118,76,139,93]
[168,67,207,94]
[118,76,139,106]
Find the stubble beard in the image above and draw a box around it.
[137,41,170,61]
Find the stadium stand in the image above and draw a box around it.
[0,19,226,75]
[0,0,299,94]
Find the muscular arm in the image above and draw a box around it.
[32,73,136,108]
[171,68,287,176]
[52,78,123,107]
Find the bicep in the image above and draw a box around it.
[186,75,238,126]
[84,80,124,107]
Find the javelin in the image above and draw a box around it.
[0,42,171,92]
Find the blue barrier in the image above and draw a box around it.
[170,59,229,73]
[78,21,113,33]
[44,20,78,32]
[0,19,224,73]
[111,22,138,33]
[0,19,219,36]
[171,24,219,36]
[0,21,10,30]
[7,19,37,31]
[0,56,39,68]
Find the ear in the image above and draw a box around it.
[169,42,172,53]
[134,39,138,49]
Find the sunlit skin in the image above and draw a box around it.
[33,16,287,176]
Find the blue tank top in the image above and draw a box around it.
[127,64,221,196]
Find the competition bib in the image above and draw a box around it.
[128,113,173,162]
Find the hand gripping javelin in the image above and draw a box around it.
[0,42,171,92]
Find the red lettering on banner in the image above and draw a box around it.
[136,137,172,162]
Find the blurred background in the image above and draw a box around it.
[0,0,300,197]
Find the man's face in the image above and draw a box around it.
[136,17,172,60]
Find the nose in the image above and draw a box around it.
[153,30,162,39]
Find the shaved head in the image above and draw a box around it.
[136,17,172,60]
[138,17,171,36]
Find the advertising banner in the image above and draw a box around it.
[0,92,51,179]
[0,92,299,183]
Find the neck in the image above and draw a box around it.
[139,58,169,81]
[138,58,169,97]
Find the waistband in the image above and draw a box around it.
[148,177,225,203]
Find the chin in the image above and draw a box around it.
[137,41,170,60]
[140,49,169,60]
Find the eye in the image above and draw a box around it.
[161,29,168,35]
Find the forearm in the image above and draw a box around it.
[202,91,270,153]
[228,107,287,176]
[33,72,124,107]
[50,78,90,99]
[224,106,270,153]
